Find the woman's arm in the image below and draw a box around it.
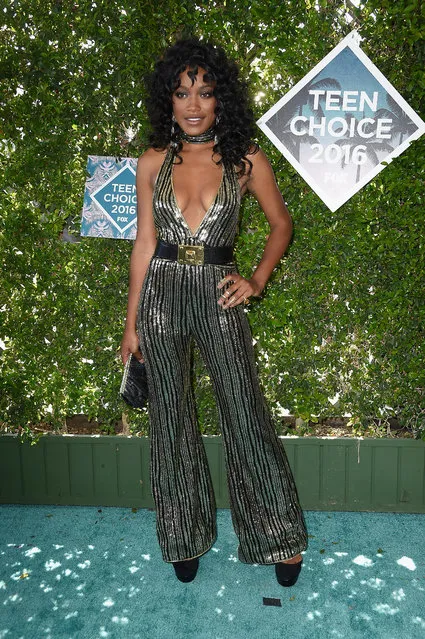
[217,148,293,309]
[120,150,159,363]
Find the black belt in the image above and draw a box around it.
[154,239,234,265]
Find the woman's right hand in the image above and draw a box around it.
[120,328,144,365]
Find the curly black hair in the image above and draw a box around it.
[145,38,258,175]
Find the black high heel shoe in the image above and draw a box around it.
[172,557,199,583]
[275,559,303,587]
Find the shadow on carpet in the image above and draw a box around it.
[1,506,424,639]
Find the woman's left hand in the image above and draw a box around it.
[217,274,263,309]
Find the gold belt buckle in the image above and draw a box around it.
[177,244,204,265]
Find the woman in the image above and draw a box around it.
[120,38,308,585]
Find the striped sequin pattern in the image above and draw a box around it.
[137,148,308,564]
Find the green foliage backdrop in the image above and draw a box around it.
[1,0,424,438]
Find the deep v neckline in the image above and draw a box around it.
[170,156,224,238]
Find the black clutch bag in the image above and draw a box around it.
[120,354,149,409]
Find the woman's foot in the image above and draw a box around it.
[275,554,303,587]
[172,557,199,583]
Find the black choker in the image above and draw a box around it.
[180,127,216,144]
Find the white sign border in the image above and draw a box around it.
[257,31,425,211]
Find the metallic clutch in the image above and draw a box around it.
[120,354,149,409]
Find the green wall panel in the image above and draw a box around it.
[398,446,424,506]
[45,439,70,499]
[1,435,425,513]
[0,439,23,500]
[293,442,321,508]
[21,440,46,499]
[92,441,118,502]
[68,441,95,501]
[346,443,373,510]
[116,440,145,502]
[204,436,229,508]
[321,444,347,507]
[372,446,399,509]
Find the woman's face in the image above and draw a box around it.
[172,66,217,136]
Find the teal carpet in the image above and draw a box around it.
[1,506,424,638]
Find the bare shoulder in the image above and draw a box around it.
[239,146,275,195]
[137,147,167,188]
[247,146,273,172]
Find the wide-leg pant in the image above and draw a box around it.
[137,256,308,564]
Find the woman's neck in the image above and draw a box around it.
[180,126,216,144]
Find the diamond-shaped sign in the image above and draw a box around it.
[257,31,425,211]
[81,156,138,239]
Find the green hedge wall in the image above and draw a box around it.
[1,0,424,439]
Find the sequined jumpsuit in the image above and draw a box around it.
[137,147,308,564]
